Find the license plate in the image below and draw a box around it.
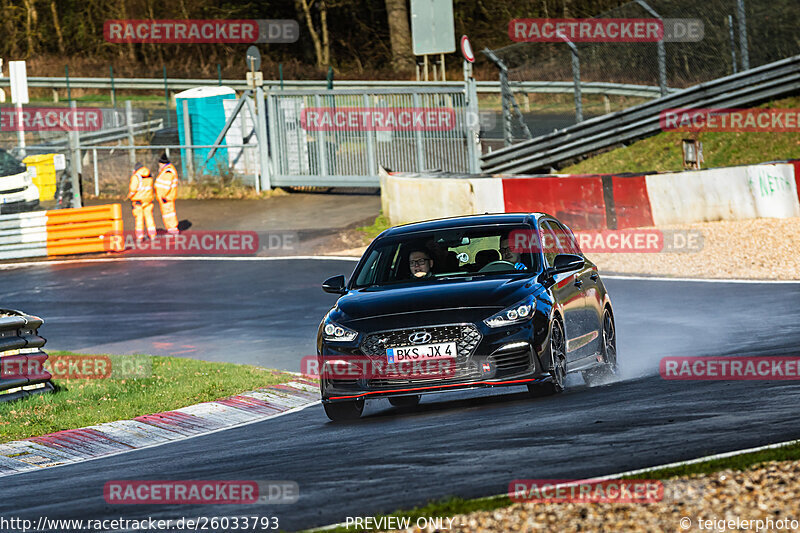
[386,342,457,363]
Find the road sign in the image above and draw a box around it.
[9,61,29,104]
[460,35,475,63]
[246,46,261,71]
[410,0,456,55]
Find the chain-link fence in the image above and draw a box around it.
[488,0,798,143]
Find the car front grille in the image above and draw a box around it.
[361,324,482,387]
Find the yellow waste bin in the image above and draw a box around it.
[23,153,62,201]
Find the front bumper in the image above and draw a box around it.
[320,320,551,402]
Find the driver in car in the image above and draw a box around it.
[409,248,434,279]
[499,235,528,271]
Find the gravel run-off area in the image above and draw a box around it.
[382,460,800,533]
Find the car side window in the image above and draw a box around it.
[550,220,582,256]
[539,220,561,268]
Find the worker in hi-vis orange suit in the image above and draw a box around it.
[127,163,156,242]
[154,153,180,235]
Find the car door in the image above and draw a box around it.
[549,219,603,359]
[540,219,587,363]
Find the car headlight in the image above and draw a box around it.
[322,317,358,342]
[484,296,535,328]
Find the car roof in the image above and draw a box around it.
[379,213,546,237]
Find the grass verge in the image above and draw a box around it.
[357,212,391,241]
[0,351,296,444]
[562,95,800,174]
[307,439,800,532]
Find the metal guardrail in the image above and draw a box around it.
[481,54,800,174]
[0,309,53,403]
[28,119,165,151]
[0,77,667,98]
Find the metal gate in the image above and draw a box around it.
[266,87,480,187]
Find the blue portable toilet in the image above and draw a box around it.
[175,86,237,176]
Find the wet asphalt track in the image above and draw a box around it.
[2,258,800,531]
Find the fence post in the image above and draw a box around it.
[313,94,328,178]
[68,101,83,208]
[635,0,667,96]
[569,44,583,122]
[727,15,739,74]
[65,65,71,103]
[109,65,116,107]
[93,148,99,196]
[362,93,377,176]
[736,0,750,70]
[163,65,170,127]
[465,63,481,173]
[182,99,194,180]
[256,86,270,191]
[125,100,135,167]
[412,92,425,171]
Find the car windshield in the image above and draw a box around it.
[352,225,540,288]
[0,149,26,176]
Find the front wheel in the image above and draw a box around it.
[528,319,567,397]
[323,398,365,421]
[583,309,618,386]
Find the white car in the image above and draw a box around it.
[0,148,39,213]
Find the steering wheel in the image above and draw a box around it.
[478,260,515,273]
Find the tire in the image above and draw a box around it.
[528,319,567,397]
[583,309,618,387]
[323,398,365,421]
[388,395,421,409]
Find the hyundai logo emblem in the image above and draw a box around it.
[409,331,432,344]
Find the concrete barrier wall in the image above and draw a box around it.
[381,162,800,229]
[380,168,504,225]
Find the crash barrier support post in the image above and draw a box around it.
[0,310,53,403]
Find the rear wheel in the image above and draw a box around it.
[389,395,421,409]
[323,398,365,421]
[528,319,566,397]
[583,309,618,386]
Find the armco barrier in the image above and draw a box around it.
[382,162,800,230]
[0,204,123,260]
[0,310,53,403]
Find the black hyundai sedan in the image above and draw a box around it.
[317,213,617,421]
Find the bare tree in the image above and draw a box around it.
[22,0,38,57]
[296,0,330,68]
[49,1,65,54]
[385,0,413,72]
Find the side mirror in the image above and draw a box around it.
[549,254,584,276]
[322,275,347,294]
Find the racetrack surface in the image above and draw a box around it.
[2,259,800,531]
